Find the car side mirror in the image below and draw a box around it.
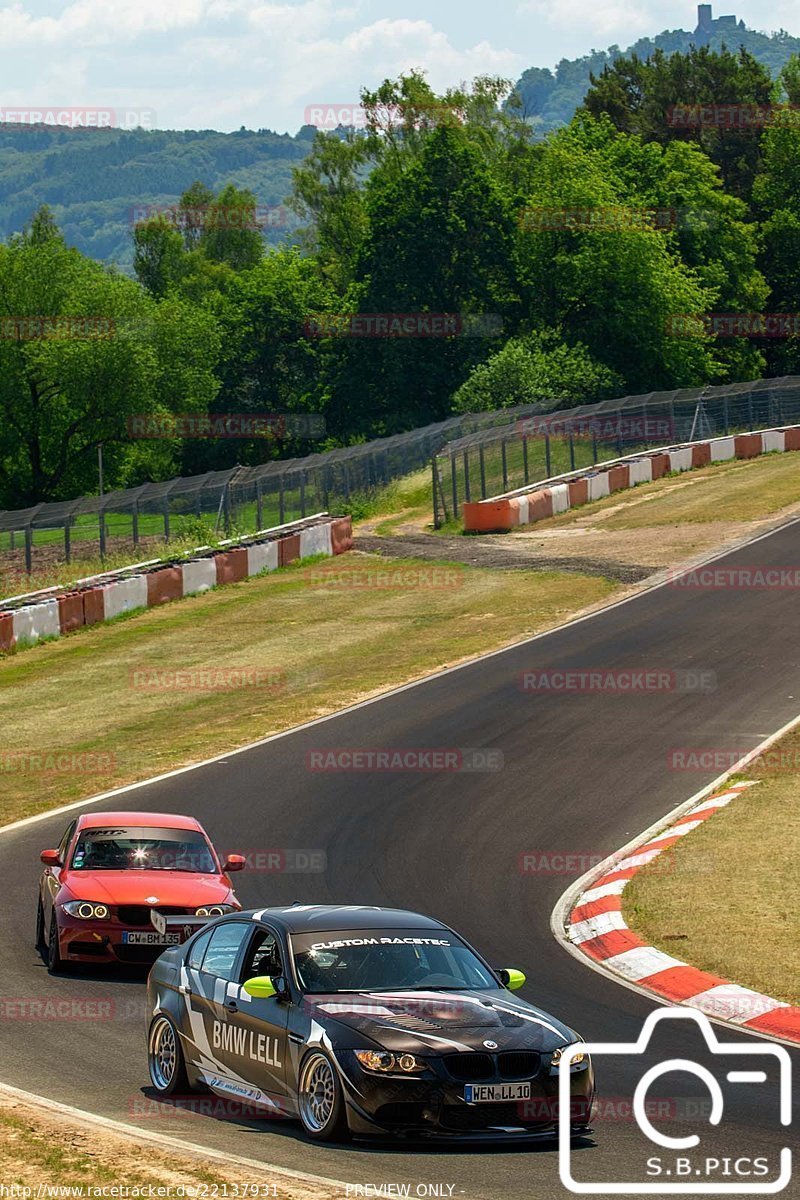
[243,975,278,1000]
[497,968,526,991]
[222,854,246,873]
[40,850,62,867]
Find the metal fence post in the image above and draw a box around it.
[450,453,458,519]
[163,499,170,543]
[545,434,551,478]
[501,438,508,491]
[592,430,598,463]
[432,457,440,528]
[522,434,529,484]
[569,433,575,472]
[132,502,139,547]
[25,525,32,574]
[723,397,729,436]
[279,474,286,525]
[616,410,623,457]
[256,479,263,530]
[479,445,486,499]
[64,522,71,564]
[463,450,471,503]
[300,472,306,519]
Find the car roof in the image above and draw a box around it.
[245,905,448,935]
[75,812,205,832]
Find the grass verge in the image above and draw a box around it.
[0,553,614,827]
[0,1092,338,1199]
[623,728,800,1006]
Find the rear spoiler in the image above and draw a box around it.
[151,910,213,939]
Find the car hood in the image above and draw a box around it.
[303,989,574,1054]
[58,870,235,907]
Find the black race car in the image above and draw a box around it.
[145,904,595,1142]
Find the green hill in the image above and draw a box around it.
[512,6,800,130]
[1,5,798,271]
[0,124,317,270]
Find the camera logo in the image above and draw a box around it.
[559,1008,792,1194]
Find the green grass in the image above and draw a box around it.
[0,552,613,826]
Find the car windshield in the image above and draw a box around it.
[70,827,217,873]
[291,929,497,994]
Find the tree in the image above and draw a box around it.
[199,183,264,272]
[290,133,371,292]
[325,124,520,434]
[453,334,622,412]
[0,210,221,505]
[582,47,777,198]
[133,215,185,298]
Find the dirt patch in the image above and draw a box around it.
[355,535,652,584]
[0,1089,342,1199]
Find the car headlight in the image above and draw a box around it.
[354,1050,427,1075]
[195,904,236,917]
[63,901,110,920]
[550,1045,589,1073]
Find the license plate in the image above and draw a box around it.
[464,1082,532,1104]
[121,931,181,946]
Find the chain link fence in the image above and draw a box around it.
[0,405,542,579]
[433,377,800,526]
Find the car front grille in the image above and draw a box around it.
[443,1053,494,1081]
[497,1051,541,1078]
[116,905,192,926]
[443,1051,542,1081]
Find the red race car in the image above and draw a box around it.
[36,811,245,972]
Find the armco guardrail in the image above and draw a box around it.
[461,426,800,532]
[0,513,352,653]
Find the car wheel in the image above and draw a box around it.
[46,915,66,975]
[148,1015,190,1097]
[298,1050,349,1142]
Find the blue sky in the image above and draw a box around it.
[0,0,797,134]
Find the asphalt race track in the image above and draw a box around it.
[1,521,799,1199]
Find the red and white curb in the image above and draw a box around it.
[562,781,800,1045]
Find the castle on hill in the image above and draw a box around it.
[693,4,746,45]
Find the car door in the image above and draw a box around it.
[43,820,76,919]
[233,924,292,1115]
[185,919,255,1096]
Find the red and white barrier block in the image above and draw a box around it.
[0,515,353,652]
[566,782,800,1044]
[462,423,800,532]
